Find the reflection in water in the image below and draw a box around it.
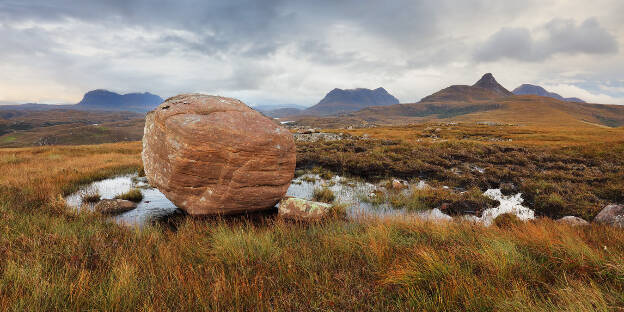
[65,174,180,226]
[66,173,534,226]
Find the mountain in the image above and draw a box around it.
[512,84,585,103]
[76,90,163,112]
[304,87,399,116]
[421,73,512,102]
[472,73,513,96]
[297,95,624,129]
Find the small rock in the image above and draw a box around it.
[594,204,624,228]
[556,216,589,226]
[390,179,408,190]
[94,199,137,214]
[278,197,333,221]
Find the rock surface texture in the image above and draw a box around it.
[142,94,296,215]
[94,199,137,214]
[593,204,624,228]
[556,216,589,226]
[278,197,333,221]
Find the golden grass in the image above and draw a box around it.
[0,139,623,310]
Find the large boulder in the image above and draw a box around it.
[593,204,624,228]
[278,197,334,221]
[94,199,137,214]
[142,94,296,215]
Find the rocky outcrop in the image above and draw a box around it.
[593,204,624,228]
[142,94,296,215]
[278,197,334,221]
[556,216,589,226]
[94,199,137,214]
[473,73,513,96]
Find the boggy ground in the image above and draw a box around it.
[298,123,624,220]
[0,125,623,310]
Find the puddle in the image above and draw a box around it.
[65,174,181,226]
[468,189,535,226]
[66,173,534,226]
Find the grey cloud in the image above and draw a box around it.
[0,0,623,105]
[475,18,618,62]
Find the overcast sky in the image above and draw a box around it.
[1,0,623,106]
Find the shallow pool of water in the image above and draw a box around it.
[65,173,535,226]
[65,174,181,226]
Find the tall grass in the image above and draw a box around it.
[0,142,623,310]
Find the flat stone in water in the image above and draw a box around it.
[65,174,180,226]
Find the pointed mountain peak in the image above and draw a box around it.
[472,73,513,96]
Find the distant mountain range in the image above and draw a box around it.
[0,90,163,113]
[296,73,623,129]
[253,104,308,118]
[512,84,584,103]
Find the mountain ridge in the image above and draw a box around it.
[421,73,512,102]
[304,87,399,116]
[512,84,585,103]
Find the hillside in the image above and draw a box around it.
[0,109,144,147]
[513,84,585,103]
[304,87,399,115]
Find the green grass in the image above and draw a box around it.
[1,135,16,143]
[115,188,143,202]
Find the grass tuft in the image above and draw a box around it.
[313,187,335,203]
[115,188,143,202]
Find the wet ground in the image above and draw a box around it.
[65,173,534,227]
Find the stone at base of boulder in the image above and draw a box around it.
[556,216,589,226]
[593,204,624,228]
[94,199,137,214]
[278,197,333,221]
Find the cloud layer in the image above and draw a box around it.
[475,18,618,62]
[0,0,623,105]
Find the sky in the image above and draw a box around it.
[0,0,623,106]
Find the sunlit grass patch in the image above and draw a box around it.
[115,188,143,202]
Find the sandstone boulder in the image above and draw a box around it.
[593,204,624,228]
[142,94,296,215]
[94,199,137,214]
[278,197,334,221]
[556,216,589,226]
